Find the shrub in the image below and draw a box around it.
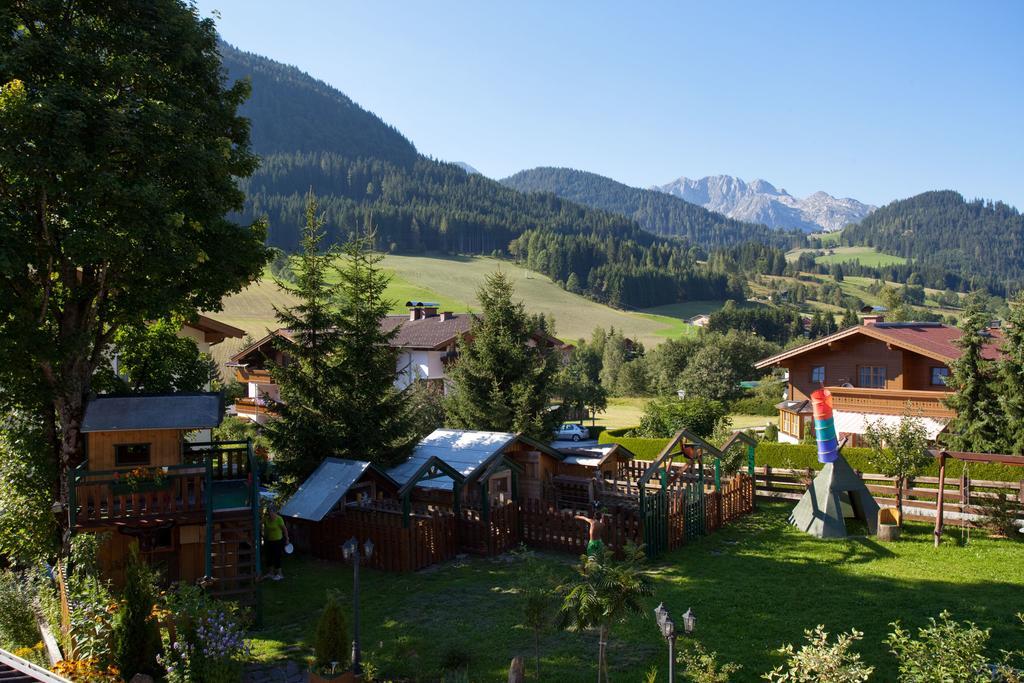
[111,547,161,679]
[763,625,873,682]
[886,611,991,682]
[977,492,1022,538]
[763,423,779,442]
[159,583,250,683]
[314,592,349,672]
[677,641,742,682]
[0,570,42,651]
[635,396,728,439]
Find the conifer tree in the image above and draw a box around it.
[329,229,418,466]
[267,194,418,491]
[943,304,1004,452]
[445,272,560,440]
[265,194,349,491]
[998,294,1024,452]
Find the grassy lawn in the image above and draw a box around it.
[590,397,649,430]
[730,414,777,430]
[814,246,906,268]
[249,503,1024,682]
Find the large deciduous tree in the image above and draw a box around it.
[445,271,561,440]
[0,2,269,517]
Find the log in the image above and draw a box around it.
[877,524,902,542]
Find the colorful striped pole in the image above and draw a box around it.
[810,387,839,464]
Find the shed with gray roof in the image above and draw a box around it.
[281,458,399,522]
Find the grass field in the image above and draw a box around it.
[205,255,702,371]
[785,246,905,268]
[249,503,1024,682]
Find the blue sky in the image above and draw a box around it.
[198,1,1024,209]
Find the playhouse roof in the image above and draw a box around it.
[387,429,518,491]
[81,392,223,432]
[281,458,395,522]
[559,443,635,468]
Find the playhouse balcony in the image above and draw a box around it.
[71,440,259,529]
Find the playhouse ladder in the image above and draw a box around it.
[209,512,258,605]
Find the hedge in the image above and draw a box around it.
[599,428,1024,483]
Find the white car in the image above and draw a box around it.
[554,423,590,442]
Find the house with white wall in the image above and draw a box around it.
[226,302,570,423]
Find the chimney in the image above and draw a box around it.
[439,311,453,321]
[409,307,422,321]
[422,306,439,318]
[862,314,884,326]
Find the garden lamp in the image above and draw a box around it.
[342,537,357,561]
[363,538,374,559]
[653,602,676,680]
[682,607,696,635]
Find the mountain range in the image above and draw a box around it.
[655,175,875,233]
[501,167,799,249]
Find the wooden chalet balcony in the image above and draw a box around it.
[72,441,258,529]
[826,386,955,419]
[235,396,278,418]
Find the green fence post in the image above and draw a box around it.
[747,444,756,479]
[698,456,706,535]
[402,493,411,528]
[714,458,722,491]
[204,457,214,578]
[248,438,263,628]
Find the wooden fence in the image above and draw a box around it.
[292,471,755,573]
[519,500,643,555]
[753,466,1024,522]
[296,507,456,573]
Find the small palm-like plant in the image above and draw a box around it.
[558,542,653,682]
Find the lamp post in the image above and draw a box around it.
[342,537,374,676]
[654,603,676,680]
[654,604,695,680]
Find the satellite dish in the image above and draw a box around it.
[841,383,854,388]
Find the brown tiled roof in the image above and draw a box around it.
[380,314,474,349]
[756,322,1004,369]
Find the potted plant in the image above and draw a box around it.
[112,467,171,495]
[310,593,355,682]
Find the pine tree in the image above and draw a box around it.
[998,294,1024,452]
[329,230,418,466]
[943,304,1004,452]
[265,193,349,491]
[444,272,560,440]
[265,195,419,491]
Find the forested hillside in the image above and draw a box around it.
[221,43,418,165]
[842,191,1024,295]
[220,42,743,309]
[502,167,802,249]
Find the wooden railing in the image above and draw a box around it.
[234,397,277,418]
[72,464,207,526]
[825,386,954,418]
[73,441,259,527]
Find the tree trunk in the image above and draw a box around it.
[534,629,541,679]
[896,477,905,528]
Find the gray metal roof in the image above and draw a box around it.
[81,393,223,432]
[281,458,376,522]
[387,429,516,491]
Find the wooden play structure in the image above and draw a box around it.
[931,449,1024,546]
[283,428,757,570]
[70,393,261,605]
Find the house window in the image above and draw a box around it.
[811,366,825,384]
[931,367,950,386]
[114,443,151,466]
[858,366,886,388]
